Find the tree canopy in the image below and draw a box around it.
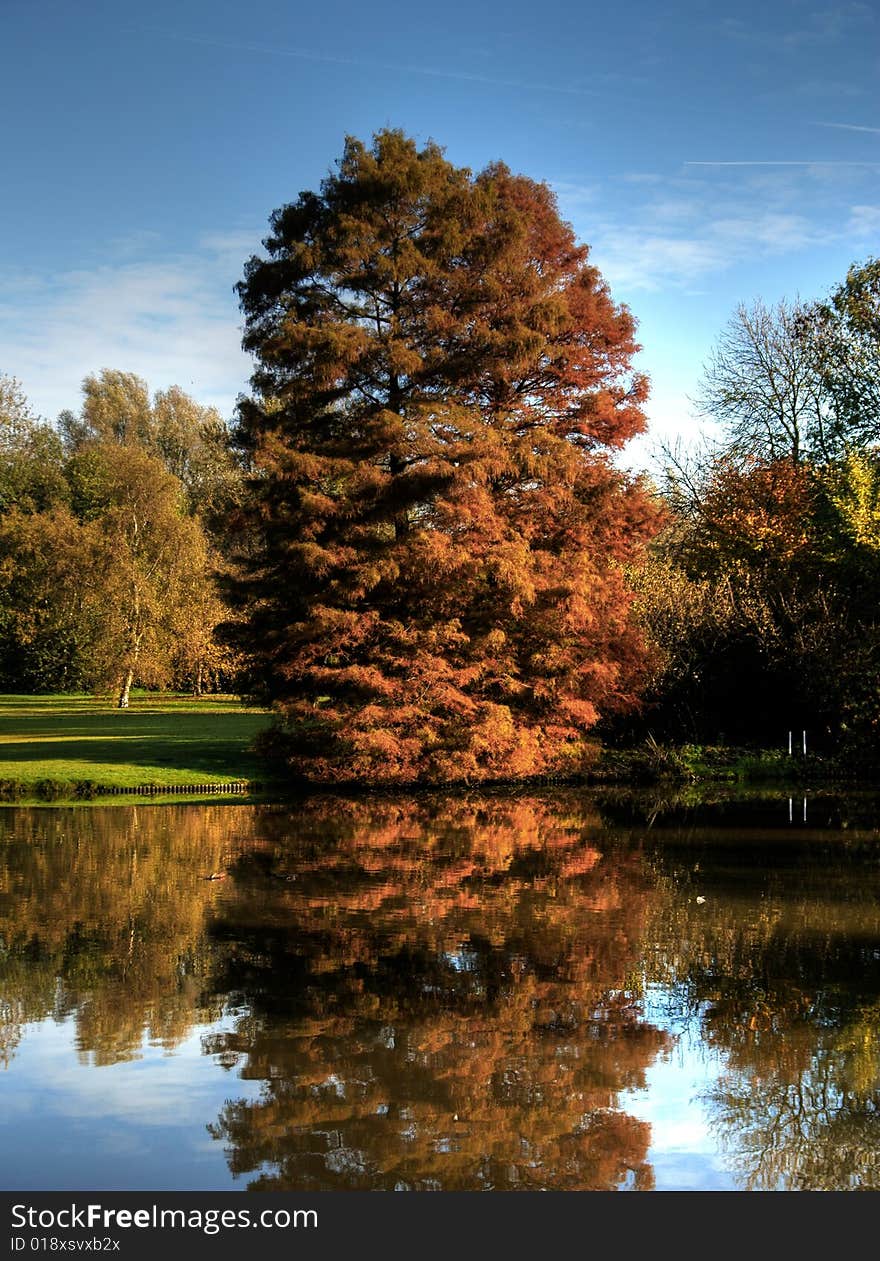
[226,129,661,784]
[0,372,239,702]
[60,368,241,517]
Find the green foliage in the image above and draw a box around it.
[0,375,69,513]
[811,257,880,455]
[0,375,241,700]
[820,451,880,560]
[0,506,108,692]
[61,369,243,518]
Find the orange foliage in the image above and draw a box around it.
[688,456,816,575]
[227,130,663,784]
[204,795,669,1189]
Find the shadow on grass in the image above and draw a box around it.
[0,697,272,782]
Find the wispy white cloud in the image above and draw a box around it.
[199,230,266,262]
[782,3,876,46]
[559,159,873,297]
[716,3,875,48]
[587,230,724,292]
[847,204,880,237]
[583,207,829,294]
[0,232,260,422]
[711,211,824,251]
[550,181,601,208]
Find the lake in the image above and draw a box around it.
[2,790,880,1191]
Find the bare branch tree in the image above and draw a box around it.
[695,298,828,465]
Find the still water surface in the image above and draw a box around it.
[2,791,880,1191]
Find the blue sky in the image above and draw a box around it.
[2,0,878,466]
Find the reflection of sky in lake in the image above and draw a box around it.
[2,993,741,1192]
[0,1014,264,1190]
[622,988,737,1191]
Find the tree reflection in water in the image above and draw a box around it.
[0,804,243,1065]
[637,817,880,1190]
[4,794,880,1189]
[203,796,669,1190]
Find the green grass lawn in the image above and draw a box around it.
[0,692,273,791]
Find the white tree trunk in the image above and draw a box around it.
[118,669,134,709]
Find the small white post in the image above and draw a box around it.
[789,797,793,822]
[803,797,807,823]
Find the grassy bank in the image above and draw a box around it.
[0,693,272,800]
[590,740,856,787]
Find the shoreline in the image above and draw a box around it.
[0,751,875,806]
[0,694,873,803]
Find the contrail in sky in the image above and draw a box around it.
[685,160,880,166]
[133,28,600,98]
[814,122,880,134]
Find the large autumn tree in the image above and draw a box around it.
[227,130,661,784]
